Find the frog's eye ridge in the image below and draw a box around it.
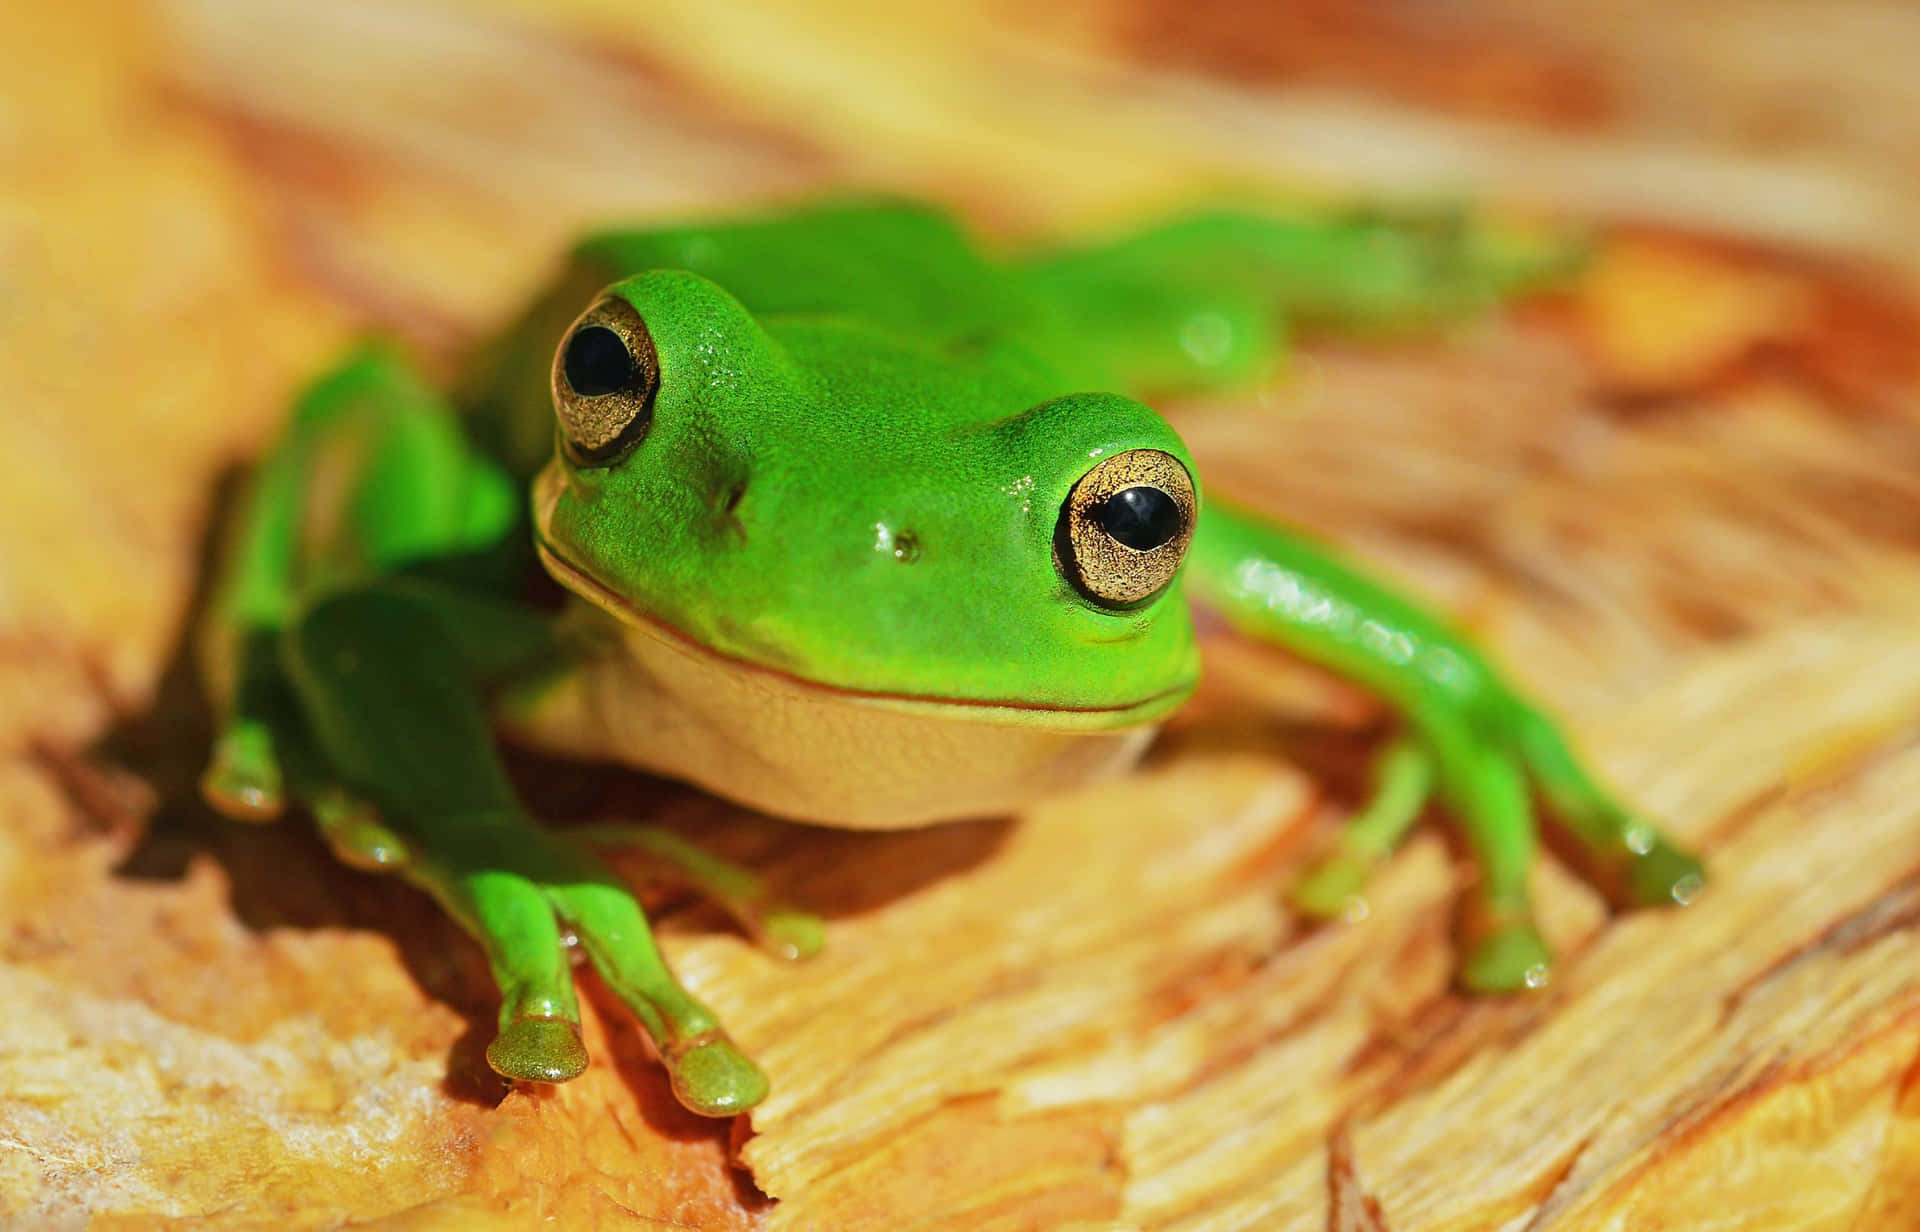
[552,295,659,465]
[1057,449,1196,608]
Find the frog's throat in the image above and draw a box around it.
[532,533,1190,732]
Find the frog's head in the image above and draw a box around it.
[532,270,1200,731]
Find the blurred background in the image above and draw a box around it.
[6,2,1920,1229]
[137,0,1920,326]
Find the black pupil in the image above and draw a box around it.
[1096,486,1182,551]
[564,325,634,397]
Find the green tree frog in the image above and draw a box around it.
[198,200,1702,1117]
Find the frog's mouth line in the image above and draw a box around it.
[531,530,1191,730]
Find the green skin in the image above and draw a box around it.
[200,199,1703,1117]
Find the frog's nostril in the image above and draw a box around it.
[1097,486,1181,551]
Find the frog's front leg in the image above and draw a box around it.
[1186,503,1703,991]
[199,348,523,824]
[279,583,774,1112]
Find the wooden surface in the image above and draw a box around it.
[5,2,1920,1228]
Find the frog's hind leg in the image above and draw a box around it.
[1511,707,1705,909]
[1290,734,1433,920]
[1014,206,1584,395]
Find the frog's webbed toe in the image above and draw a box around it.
[1430,696,1707,991]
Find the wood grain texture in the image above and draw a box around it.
[4,1,1920,1228]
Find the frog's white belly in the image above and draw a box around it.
[504,609,1163,829]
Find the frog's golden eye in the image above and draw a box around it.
[552,295,660,465]
[1056,449,1196,608]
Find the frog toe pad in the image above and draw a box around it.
[1460,922,1553,994]
[1612,834,1707,908]
[201,721,285,822]
[487,1016,591,1084]
[666,1033,770,1116]
[758,909,827,962]
[1288,850,1379,922]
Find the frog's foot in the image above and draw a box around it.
[576,822,826,962]
[541,867,770,1114]
[1512,711,1707,912]
[310,787,410,872]
[201,718,285,822]
[1289,736,1432,922]
[416,828,771,1113]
